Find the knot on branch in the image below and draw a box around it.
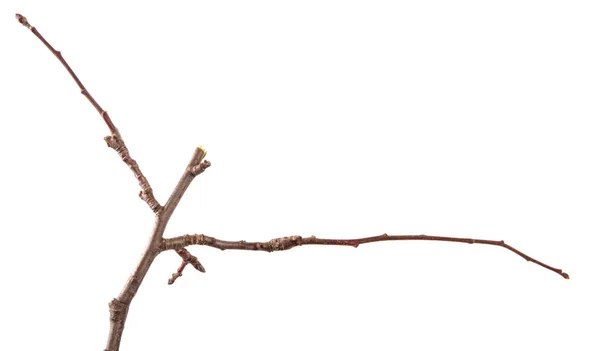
[266,235,302,251]
[108,299,128,323]
[104,134,127,155]
[139,189,161,213]
[190,160,211,176]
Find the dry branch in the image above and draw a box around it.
[15,13,212,350]
[168,248,206,285]
[161,234,569,279]
[15,13,161,213]
[15,13,568,351]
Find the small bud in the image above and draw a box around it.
[15,14,32,29]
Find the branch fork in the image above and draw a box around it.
[16,13,569,351]
[189,147,212,176]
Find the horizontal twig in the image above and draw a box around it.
[161,233,569,279]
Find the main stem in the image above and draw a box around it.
[15,13,208,350]
[106,148,205,350]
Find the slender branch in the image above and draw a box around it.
[104,131,161,212]
[161,233,570,279]
[15,13,161,213]
[177,248,206,273]
[168,248,206,285]
[168,260,188,285]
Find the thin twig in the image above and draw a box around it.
[168,261,188,285]
[15,13,161,213]
[177,248,206,273]
[161,233,570,279]
[168,248,206,285]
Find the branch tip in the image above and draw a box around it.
[16,14,32,29]
[167,248,206,285]
[168,272,183,285]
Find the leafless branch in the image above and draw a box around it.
[15,13,161,213]
[168,248,206,285]
[15,12,568,351]
[16,13,212,350]
[107,147,207,350]
[161,233,569,279]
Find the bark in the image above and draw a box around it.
[15,13,569,351]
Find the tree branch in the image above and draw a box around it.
[161,233,570,279]
[15,13,161,213]
[106,147,208,350]
[16,14,212,350]
[168,248,206,285]
[16,12,568,351]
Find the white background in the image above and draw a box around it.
[1,1,598,350]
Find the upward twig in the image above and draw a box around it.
[15,13,161,213]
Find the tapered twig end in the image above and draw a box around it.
[15,14,32,29]
[561,272,570,280]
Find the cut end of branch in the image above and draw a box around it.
[15,14,32,29]
[197,145,207,156]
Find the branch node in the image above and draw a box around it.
[104,135,118,149]
[164,233,568,279]
[103,133,162,212]
[108,299,128,323]
[190,160,211,176]
[168,271,183,285]
[266,235,302,251]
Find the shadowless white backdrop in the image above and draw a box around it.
[1,1,598,350]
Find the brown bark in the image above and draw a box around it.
[15,13,568,351]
